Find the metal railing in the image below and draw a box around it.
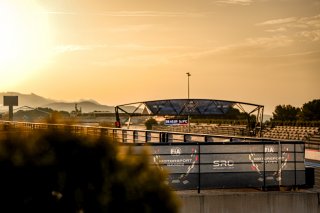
[1,121,281,143]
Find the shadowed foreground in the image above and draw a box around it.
[0,127,180,213]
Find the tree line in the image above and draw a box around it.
[270,99,320,126]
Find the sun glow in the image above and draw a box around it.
[0,1,52,87]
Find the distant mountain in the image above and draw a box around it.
[0,92,115,113]
[0,92,146,114]
[0,92,55,107]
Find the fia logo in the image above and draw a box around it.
[171,147,182,156]
[265,146,275,153]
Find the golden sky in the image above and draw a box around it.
[0,0,319,114]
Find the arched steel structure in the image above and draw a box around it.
[115,99,264,136]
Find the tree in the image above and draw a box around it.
[0,127,180,212]
[145,118,158,130]
[272,105,301,121]
[300,99,320,121]
[14,107,70,122]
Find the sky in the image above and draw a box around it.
[0,0,319,114]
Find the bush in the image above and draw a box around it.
[145,118,158,130]
[0,128,180,212]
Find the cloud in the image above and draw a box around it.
[161,35,295,63]
[257,14,320,29]
[107,25,153,33]
[297,14,320,28]
[53,44,108,53]
[46,11,207,18]
[265,27,287,33]
[45,12,77,15]
[299,30,320,41]
[278,50,320,58]
[97,11,205,17]
[257,14,320,41]
[52,43,191,67]
[54,43,190,54]
[245,35,293,48]
[257,17,297,26]
[92,55,170,67]
[214,0,254,6]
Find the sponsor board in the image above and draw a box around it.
[148,143,305,189]
[165,119,188,125]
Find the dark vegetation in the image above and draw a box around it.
[0,126,180,212]
[269,99,320,127]
[12,107,69,122]
[145,118,158,130]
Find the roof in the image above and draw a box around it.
[116,99,263,116]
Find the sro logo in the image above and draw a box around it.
[213,160,234,167]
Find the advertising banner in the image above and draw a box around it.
[165,119,188,125]
[127,141,305,190]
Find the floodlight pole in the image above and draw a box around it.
[186,72,191,132]
[186,72,191,99]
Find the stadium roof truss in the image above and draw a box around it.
[115,99,264,136]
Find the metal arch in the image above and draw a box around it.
[115,98,264,136]
[116,98,263,108]
[116,99,264,116]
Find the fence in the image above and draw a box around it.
[0,121,305,191]
[1,121,276,143]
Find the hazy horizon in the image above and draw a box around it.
[0,0,319,115]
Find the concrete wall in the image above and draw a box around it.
[177,190,319,213]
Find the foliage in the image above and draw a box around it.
[145,118,158,130]
[0,128,180,212]
[300,99,320,121]
[13,107,70,122]
[272,105,301,121]
[269,99,320,126]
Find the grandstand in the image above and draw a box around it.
[305,131,320,150]
[262,126,319,141]
[153,123,249,136]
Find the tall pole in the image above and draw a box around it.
[9,105,13,121]
[186,72,191,99]
[186,72,191,132]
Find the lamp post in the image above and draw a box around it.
[186,72,191,99]
[186,72,191,132]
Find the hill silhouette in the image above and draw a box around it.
[0,92,55,107]
[0,92,114,113]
